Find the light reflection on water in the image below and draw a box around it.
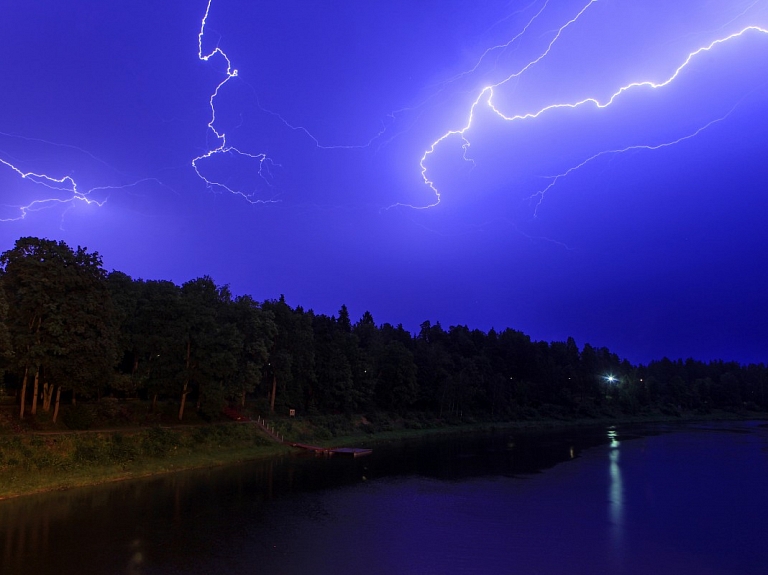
[1,421,767,575]
[607,427,624,563]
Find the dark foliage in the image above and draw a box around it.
[1,236,766,422]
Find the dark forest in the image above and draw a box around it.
[2,237,766,424]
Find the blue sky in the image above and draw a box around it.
[2,0,767,364]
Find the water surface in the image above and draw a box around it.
[2,421,767,574]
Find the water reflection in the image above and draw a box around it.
[607,427,624,560]
[127,539,145,575]
[0,456,289,575]
[6,423,766,575]
[0,429,610,575]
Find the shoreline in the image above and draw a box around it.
[1,410,764,501]
[318,410,767,448]
[0,442,294,502]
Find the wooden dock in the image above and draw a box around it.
[291,443,372,458]
[291,442,329,455]
[328,447,373,458]
[252,416,372,457]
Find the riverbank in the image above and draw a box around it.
[309,409,768,448]
[0,424,292,500]
[1,408,765,500]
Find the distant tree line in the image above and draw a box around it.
[1,237,766,422]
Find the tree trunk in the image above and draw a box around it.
[178,385,188,421]
[52,386,62,423]
[270,374,277,414]
[31,367,40,415]
[179,339,191,421]
[72,390,76,406]
[22,315,42,420]
[152,393,158,413]
[19,367,28,420]
[43,381,54,412]
[241,389,246,408]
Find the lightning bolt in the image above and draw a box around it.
[4,1,764,223]
[528,112,735,215]
[191,0,278,203]
[0,139,173,225]
[439,0,551,88]
[270,0,550,155]
[412,1,768,212]
[265,0,551,154]
[401,0,599,210]
[0,0,278,224]
[0,157,103,222]
[0,134,162,224]
[261,105,393,151]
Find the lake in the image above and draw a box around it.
[2,420,767,574]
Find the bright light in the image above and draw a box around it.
[412,1,768,211]
[605,375,617,383]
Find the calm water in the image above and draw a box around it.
[2,421,768,574]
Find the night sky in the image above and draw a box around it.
[1,0,767,365]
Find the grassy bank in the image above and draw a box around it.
[0,423,291,500]
[2,404,765,500]
[281,409,768,449]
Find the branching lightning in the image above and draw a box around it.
[528,113,734,215]
[267,105,394,151]
[413,0,768,212]
[3,0,766,224]
[0,157,104,222]
[230,3,550,156]
[0,0,279,224]
[439,0,551,88]
[192,0,278,203]
[404,0,599,210]
[0,134,165,224]
[0,0,276,227]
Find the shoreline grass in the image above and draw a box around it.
[311,410,767,448]
[2,408,765,501]
[0,424,292,500]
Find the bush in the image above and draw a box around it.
[108,433,137,462]
[94,399,133,423]
[209,424,242,446]
[73,437,110,465]
[141,427,179,457]
[192,425,213,444]
[576,403,600,419]
[516,406,540,420]
[63,405,95,430]
[539,403,568,420]
[363,412,394,433]
[659,403,681,417]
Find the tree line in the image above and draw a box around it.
[1,236,766,422]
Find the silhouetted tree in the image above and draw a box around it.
[0,237,118,420]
